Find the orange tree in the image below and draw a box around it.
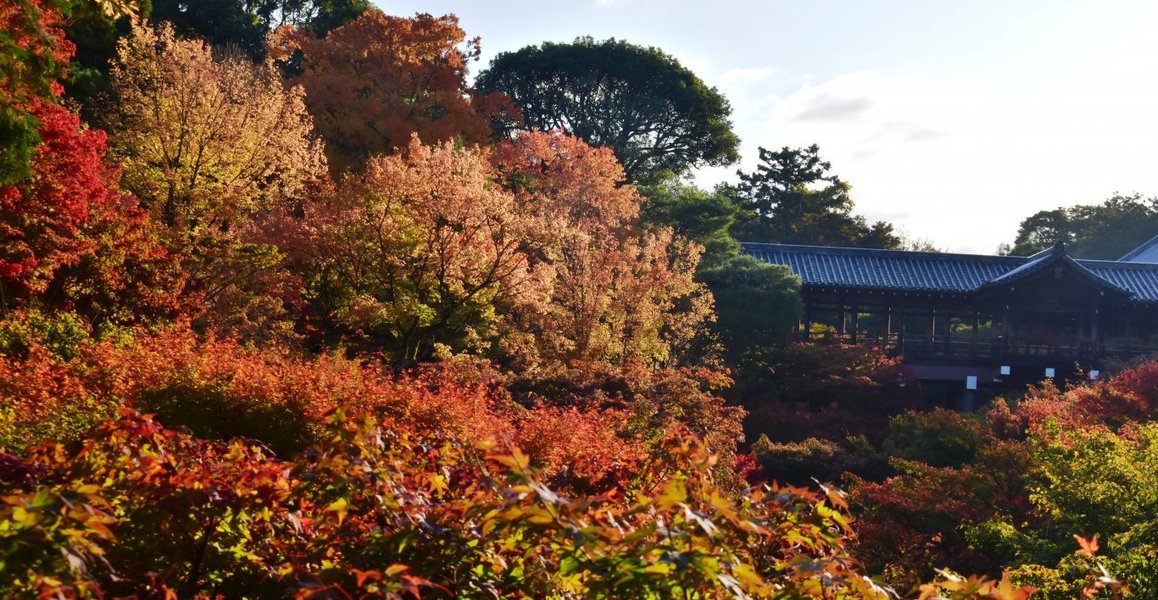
[491,131,713,372]
[282,136,547,365]
[270,8,509,176]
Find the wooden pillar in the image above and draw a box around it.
[961,388,976,413]
[802,303,812,341]
[1002,304,1012,356]
[929,308,937,354]
[971,311,979,356]
[943,311,952,356]
[893,308,903,354]
[839,304,848,336]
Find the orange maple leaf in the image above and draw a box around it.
[1074,533,1100,556]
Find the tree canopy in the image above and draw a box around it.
[110,22,326,237]
[289,136,544,366]
[731,144,901,249]
[271,8,501,175]
[0,100,182,323]
[475,37,740,184]
[492,132,712,371]
[1004,193,1158,259]
[108,21,327,339]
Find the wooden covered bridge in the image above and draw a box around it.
[743,236,1158,408]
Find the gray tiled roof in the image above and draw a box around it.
[1120,234,1158,263]
[742,242,1158,302]
[1081,262,1158,302]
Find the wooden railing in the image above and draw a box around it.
[807,331,1157,363]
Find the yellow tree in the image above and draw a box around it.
[108,22,327,340]
[110,21,326,239]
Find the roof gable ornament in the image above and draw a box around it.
[978,239,1129,298]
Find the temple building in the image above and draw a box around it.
[743,235,1158,409]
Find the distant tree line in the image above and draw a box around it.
[1002,193,1158,259]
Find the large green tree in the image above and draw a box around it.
[639,179,742,263]
[731,144,901,248]
[1005,193,1158,259]
[475,37,740,185]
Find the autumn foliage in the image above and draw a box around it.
[845,366,1155,596]
[0,1,1144,598]
[0,318,878,597]
[1,404,894,598]
[271,8,506,175]
[492,131,713,371]
[285,136,546,364]
[0,0,74,185]
[0,100,182,323]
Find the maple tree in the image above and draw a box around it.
[492,131,713,371]
[0,100,182,324]
[271,8,507,175]
[285,136,546,365]
[110,22,326,238]
[0,321,655,492]
[108,21,326,338]
[2,1,142,179]
[0,0,74,185]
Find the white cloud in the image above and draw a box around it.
[695,58,1158,254]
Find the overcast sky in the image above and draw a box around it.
[379,0,1158,254]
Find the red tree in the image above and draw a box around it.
[0,100,182,323]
